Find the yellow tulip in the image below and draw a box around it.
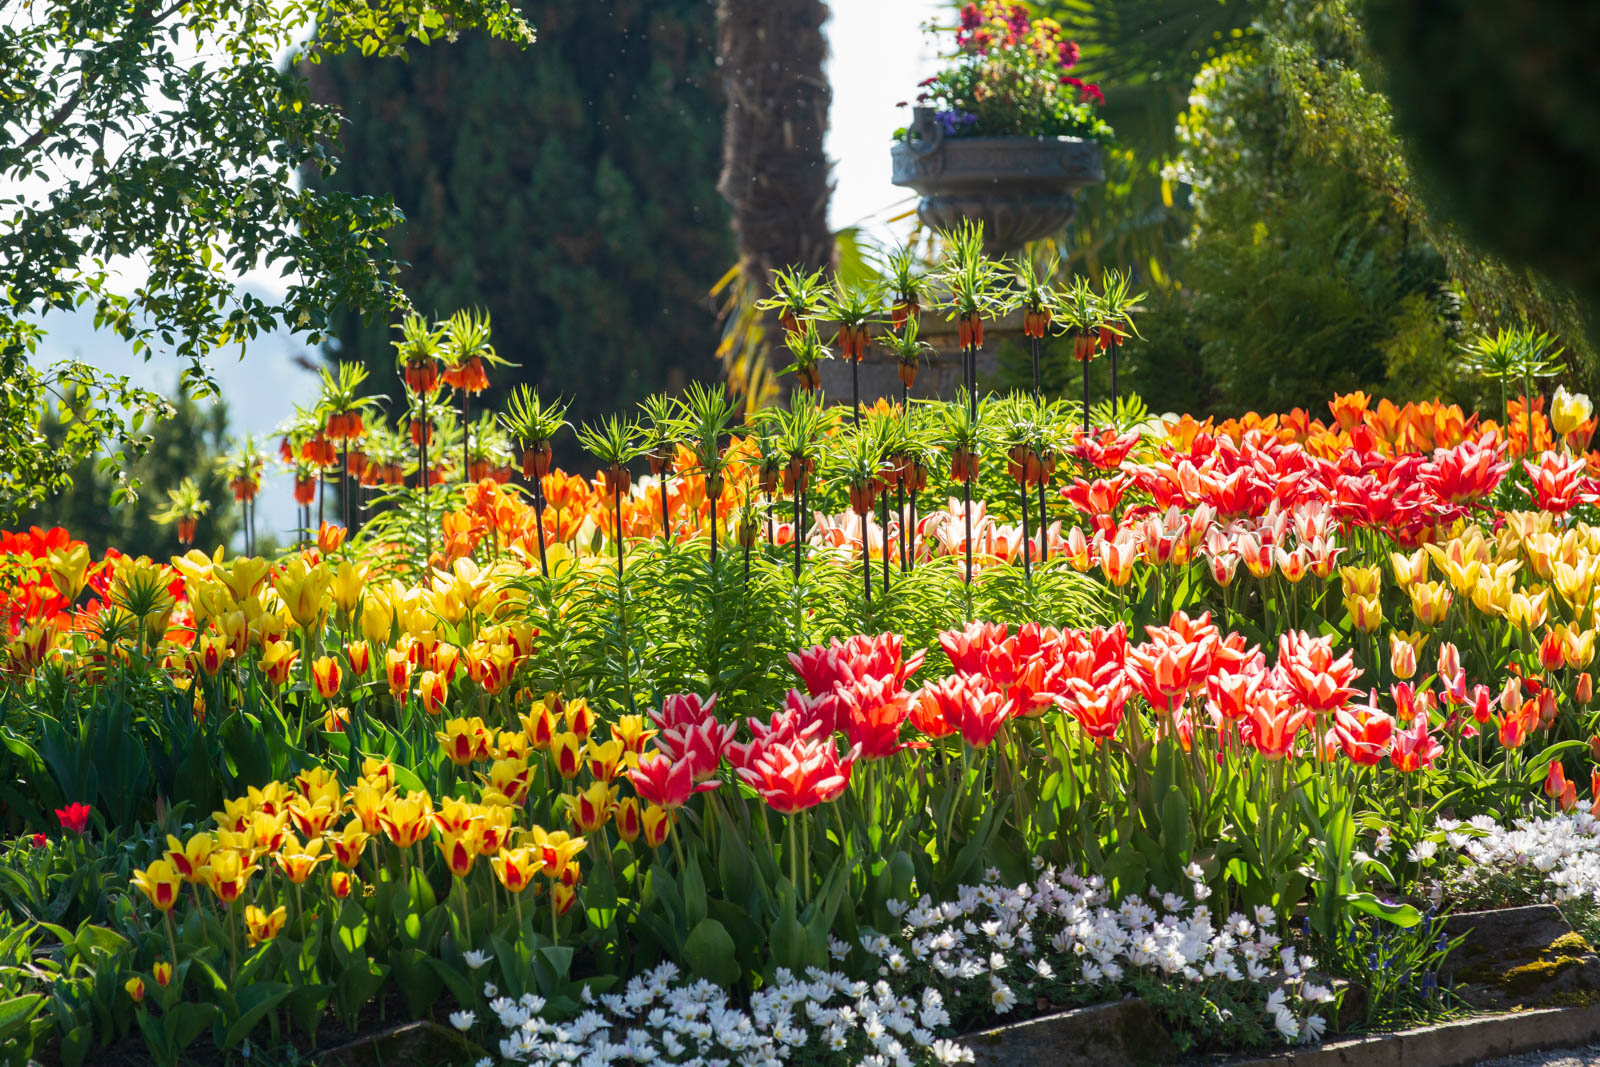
[202,850,259,905]
[1344,594,1383,634]
[1507,588,1552,631]
[46,543,92,603]
[132,859,184,911]
[327,820,371,868]
[491,846,536,893]
[215,556,272,606]
[163,832,215,883]
[378,791,434,849]
[521,825,587,877]
[331,559,367,617]
[1408,580,1452,627]
[258,639,299,686]
[244,904,287,946]
[1552,385,1593,436]
[275,834,328,884]
[272,557,330,632]
[562,780,616,834]
[1338,564,1381,600]
[1389,547,1429,588]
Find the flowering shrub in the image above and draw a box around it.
[900,3,1112,141]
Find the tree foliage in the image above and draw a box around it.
[1363,0,1600,328]
[0,0,535,518]
[20,392,238,558]
[306,1,733,434]
[1035,0,1594,417]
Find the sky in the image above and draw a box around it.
[21,0,947,543]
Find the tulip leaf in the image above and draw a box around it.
[1345,891,1422,927]
[222,982,292,1049]
[682,917,740,986]
[682,849,709,929]
[0,994,44,1037]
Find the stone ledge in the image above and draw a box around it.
[1221,1005,1600,1067]
[963,996,1178,1067]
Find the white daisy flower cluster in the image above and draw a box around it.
[479,866,1330,1065]
[1437,811,1600,906]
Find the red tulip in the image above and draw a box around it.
[628,752,716,810]
[55,802,91,834]
[731,735,859,815]
[1389,715,1443,772]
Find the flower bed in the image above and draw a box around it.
[4,272,1600,1064]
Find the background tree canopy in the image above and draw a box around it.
[1030,0,1596,418]
[305,1,733,436]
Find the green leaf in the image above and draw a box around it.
[1345,891,1422,928]
[682,918,740,987]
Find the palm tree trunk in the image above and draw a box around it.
[715,0,833,384]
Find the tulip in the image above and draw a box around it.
[244,904,287,946]
[482,758,534,806]
[1545,759,1571,800]
[55,802,91,834]
[641,805,672,848]
[564,698,596,741]
[202,851,259,905]
[46,543,92,603]
[317,522,347,555]
[1390,716,1443,772]
[1332,696,1394,766]
[731,735,858,814]
[562,781,617,834]
[1579,673,1594,706]
[521,704,557,750]
[549,731,584,779]
[609,714,656,755]
[523,826,587,877]
[1339,564,1382,599]
[311,655,343,699]
[491,847,537,893]
[433,796,481,836]
[614,797,642,843]
[126,976,146,1003]
[378,792,434,849]
[418,670,448,715]
[1552,386,1594,436]
[585,738,626,781]
[1389,634,1417,680]
[384,646,413,702]
[153,961,172,988]
[629,752,709,810]
[348,783,388,835]
[273,834,327,884]
[328,821,370,869]
[132,860,184,911]
[437,828,481,878]
[1344,594,1383,634]
[330,871,355,899]
[258,639,299,686]
[164,833,215,883]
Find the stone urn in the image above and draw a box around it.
[891,107,1104,254]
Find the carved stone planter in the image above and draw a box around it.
[891,108,1104,254]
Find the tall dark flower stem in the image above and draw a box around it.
[1019,473,1032,581]
[1081,347,1092,433]
[1030,335,1041,397]
[861,507,872,606]
[419,388,431,563]
[793,487,804,581]
[532,479,550,577]
[907,482,918,574]
[1037,472,1049,565]
[878,489,891,592]
[852,358,861,427]
[660,476,672,543]
[897,479,908,573]
[1109,338,1119,417]
[340,445,349,530]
